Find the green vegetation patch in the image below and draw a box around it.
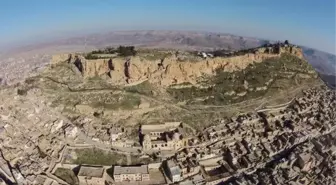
[167,54,317,105]
[169,82,193,88]
[124,80,154,96]
[85,46,137,59]
[73,148,127,166]
[91,94,141,110]
[76,76,116,90]
[51,90,138,111]
[54,168,79,185]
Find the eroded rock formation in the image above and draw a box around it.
[51,46,304,87]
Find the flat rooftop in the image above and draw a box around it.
[114,165,149,175]
[78,165,104,177]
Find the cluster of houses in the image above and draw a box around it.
[195,86,336,185]
[45,85,336,185]
[51,164,153,185]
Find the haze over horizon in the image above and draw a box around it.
[1,0,335,54]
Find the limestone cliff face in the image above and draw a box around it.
[83,59,110,77]
[51,46,305,86]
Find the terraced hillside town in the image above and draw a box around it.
[0,41,335,185]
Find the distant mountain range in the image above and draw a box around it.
[301,46,336,75]
[4,31,265,54]
[319,73,336,89]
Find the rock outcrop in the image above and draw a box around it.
[51,46,305,87]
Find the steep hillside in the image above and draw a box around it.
[51,45,305,86]
[168,53,318,105]
[14,44,321,129]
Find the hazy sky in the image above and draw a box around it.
[1,0,335,53]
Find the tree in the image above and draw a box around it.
[260,40,271,47]
[284,40,289,45]
[85,53,99,60]
[117,46,137,57]
[105,47,116,54]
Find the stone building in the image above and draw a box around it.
[141,122,182,139]
[143,132,184,151]
[141,122,189,151]
[77,165,105,185]
[113,165,150,182]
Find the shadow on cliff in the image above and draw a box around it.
[74,57,83,74]
[124,59,130,83]
[107,58,114,78]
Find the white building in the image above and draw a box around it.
[113,165,150,182]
